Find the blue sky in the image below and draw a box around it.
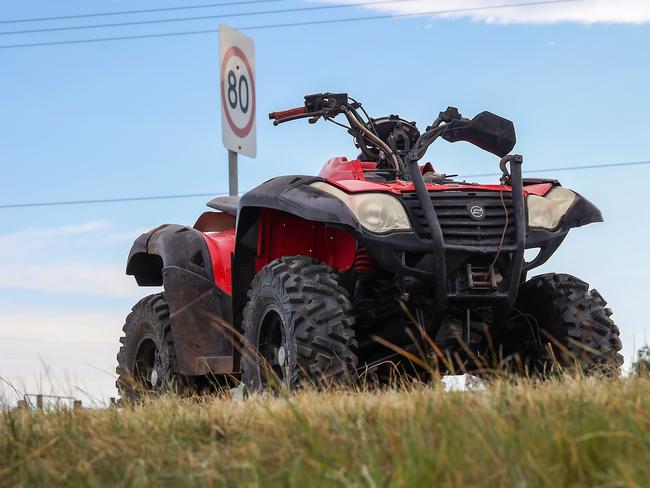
[1,0,649,402]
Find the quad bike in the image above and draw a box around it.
[116,93,622,397]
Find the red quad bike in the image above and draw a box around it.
[117,93,622,397]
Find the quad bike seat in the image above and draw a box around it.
[207,196,240,216]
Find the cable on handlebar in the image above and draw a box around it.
[342,106,404,174]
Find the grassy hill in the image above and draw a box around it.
[2,377,649,487]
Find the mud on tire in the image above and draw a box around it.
[116,293,179,400]
[514,273,623,375]
[241,256,358,391]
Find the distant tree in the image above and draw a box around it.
[632,346,650,376]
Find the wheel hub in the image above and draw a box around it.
[150,368,159,387]
[277,345,286,367]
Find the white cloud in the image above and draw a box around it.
[0,220,148,297]
[0,262,142,297]
[103,227,150,244]
[0,311,121,343]
[0,220,111,255]
[328,0,650,24]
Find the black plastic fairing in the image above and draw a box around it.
[562,192,603,229]
[238,175,361,229]
[520,192,602,272]
[207,196,240,216]
[524,192,603,246]
[126,224,214,285]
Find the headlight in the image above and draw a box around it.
[527,187,577,230]
[310,182,411,233]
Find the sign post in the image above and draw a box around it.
[219,24,256,196]
[228,149,238,196]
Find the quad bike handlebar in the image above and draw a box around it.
[268,94,518,193]
[268,93,357,126]
[268,94,513,179]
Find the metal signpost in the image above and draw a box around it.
[219,24,256,196]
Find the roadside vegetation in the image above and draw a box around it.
[2,376,650,487]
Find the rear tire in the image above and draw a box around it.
[241,256,358,391]
[116,293,181,400]
[510,273,623,375]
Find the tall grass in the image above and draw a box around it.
[2,377,649,487]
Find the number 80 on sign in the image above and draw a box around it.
[219,25,256,158]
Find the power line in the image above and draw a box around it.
[0,0,580,50]
[461,159,650,178]
[0,192,229,209]
[0,0,454,36]
[0,0,290,25]
[1,160,648,210]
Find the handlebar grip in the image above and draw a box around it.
[268,107,307,121]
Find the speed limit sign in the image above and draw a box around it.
[219,24,256,158]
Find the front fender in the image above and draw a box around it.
[524,192,603,272]
[562,192,603,230]
[239,175,361,230]
[526,192,603,248]
[126,224,214,286]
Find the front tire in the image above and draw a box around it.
[241,256,358,391]
[512,273,623,375]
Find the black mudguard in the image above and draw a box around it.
[239,175,360,228]
[524,191,603,271]
[126,224,235,376]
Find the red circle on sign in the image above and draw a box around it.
[220,46,256,138]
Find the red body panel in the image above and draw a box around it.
[201,227,236,296]
[522,183,554,196]
[255,208,356,272]
[319,157,379,181]
[319,156,554,196]
[200,208,357,295]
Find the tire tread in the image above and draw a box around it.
[241,256,358,390]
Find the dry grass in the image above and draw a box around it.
[2,377,650,487]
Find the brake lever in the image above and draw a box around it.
[426,107,464,131]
